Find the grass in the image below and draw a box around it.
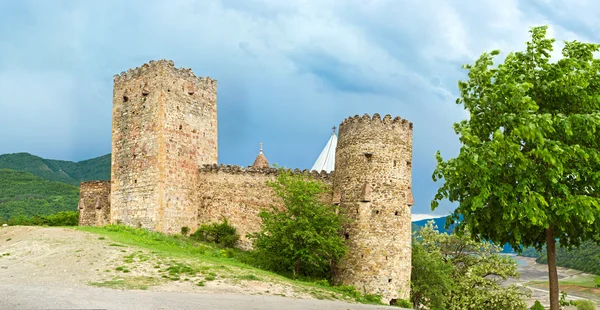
[90,276,162,290]
[74,224,385,305]
[560,275,600,288]
[236,274,261,281]
[527,275,600,289]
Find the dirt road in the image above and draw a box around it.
[0,226,399,310]
[0,284,392,310]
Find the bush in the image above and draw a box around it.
[180,226,190,236]
[530,300,544,310]
[576,300,596,310]
[248,169,347,279]
[6,211,78,226]
[391,298,412,308]
[190,218,239,248]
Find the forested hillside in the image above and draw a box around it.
[0,152,110,186]
[520,242,600,276]
[0,169,80,220]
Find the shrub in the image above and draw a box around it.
[530,300,544,310]
[248,168,347,279]
[180,226,190,236]
[391,298,412,308]
[6,211,78,226]
[576,300,596,310]
[190,218,239,248]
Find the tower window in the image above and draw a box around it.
[364,153,373,161]
[344,232,350,240]
[123,96,129,102]
[393,160,397,167]
[406,160,412,167]
[179,125,182,130]
[394,211,399,216]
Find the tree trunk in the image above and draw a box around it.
[546,227,559,310]
[293,260,301,280]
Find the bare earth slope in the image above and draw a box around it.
[0,226,397,310]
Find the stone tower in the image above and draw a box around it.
[110,60,218,233]
[333,113,414,304]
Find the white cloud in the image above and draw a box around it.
[412,213,448,222]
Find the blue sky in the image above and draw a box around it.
[0,0,596,219]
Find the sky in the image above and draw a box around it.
[0,0,597,219]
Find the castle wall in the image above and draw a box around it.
[196,164,333,249]
[78,181,111,226]
[110,60,217,233]
[332,114,413,304]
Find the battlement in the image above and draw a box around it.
[199,164,333,182]
[113,59,216,86]
[339,113,413,130]
[80,180,111,187]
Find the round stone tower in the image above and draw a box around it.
[332,113,414,304]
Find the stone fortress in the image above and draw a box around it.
[77,59,414,303]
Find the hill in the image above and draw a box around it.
[412,216,455,234]
[0,169,80,220]
[412,215,515,253]
[0,152,110,186]
[520,242,600,276]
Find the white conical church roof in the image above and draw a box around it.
[311,128,337,173]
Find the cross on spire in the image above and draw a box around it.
[332,126,337,134]
[259,142,263,154]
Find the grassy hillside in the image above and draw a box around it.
[0,152,110,186]
[0,169,80,220]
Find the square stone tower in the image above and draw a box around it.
[110,60,217,233]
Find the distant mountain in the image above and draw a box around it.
[0,169,80,220]
[412,215,456,234]
[412,215,516,253]
[0,152,110,186]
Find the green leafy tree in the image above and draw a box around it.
[411,240,455,309]
[416,222,528,310]
[248,168,347,279]
[432,25,600,310]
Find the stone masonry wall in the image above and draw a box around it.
[196,164,333,249]
[78,181,111,226]
[332,113,413,304]
[111,60,217,233]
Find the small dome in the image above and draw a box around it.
[252,142,270,169]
